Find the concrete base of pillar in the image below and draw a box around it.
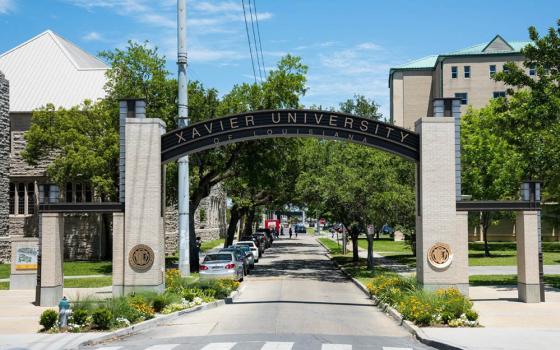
[421,283,470,296]
[10,273,37,290]
[518,282,541,303]
[112,283,165,297]
[38,285,63,306]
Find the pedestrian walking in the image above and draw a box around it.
[289,227,293,239]
[280,225,284,236]
[295,226,298,238]
[194,236,202,271]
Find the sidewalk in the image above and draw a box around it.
[0,274,110,283]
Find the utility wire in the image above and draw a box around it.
[241,0,258,84]
[247,0,263,81]
[252,0,267,79]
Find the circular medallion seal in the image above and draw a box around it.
[128,244,155,272]
[427,243,453,269]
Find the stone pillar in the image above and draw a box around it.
[516,210,541,303]
[415,116,467,294]
[112,212,124,295]
[9,237,39,289]
[113,111,166,296]
[36,213,64,306]
[0,72,9,257]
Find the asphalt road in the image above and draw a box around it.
[87,234,434,350]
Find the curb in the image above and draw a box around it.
[78,288,243,348]
[316,238,465,350]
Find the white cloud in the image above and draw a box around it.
[0,0,15,14]
[356,42,382,50]
[82,31,103,41]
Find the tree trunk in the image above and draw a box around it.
[366,233,374,270]
[225,205,240,247]
[482,211,492,257]
[243,206,256,236]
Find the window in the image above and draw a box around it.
[9,183,15,215]
[17,183,25,214]
[84,184,92,202]
[529,65,536,76]
[27,183,35,214]
[489,65,496,77]
[451,66,458,79]
[503,64,509,74]
[39,184,60,204]
[455,92,468,105]
[464,66,471,78]
[75,183,83,203]
[65,183,73,203]
[493,91,506,99]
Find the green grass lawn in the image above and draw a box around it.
[201,238,225,252]
[63,276,112,288]
[355,239,560,267]
[470,274,560,289]
[0,264,9,279]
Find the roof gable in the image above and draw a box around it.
[482,35,514,53]
[0,30,108,111]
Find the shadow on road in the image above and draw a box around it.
[231,300,374,307]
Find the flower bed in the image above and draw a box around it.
[38,269,239,333]
[366,273,478,327]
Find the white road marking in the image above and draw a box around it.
[261,342,295,350]
[94,347,123,350]
[382,347,413,350]
[145,345,180,350]
[200,343,237,350]
[321,345,352,350]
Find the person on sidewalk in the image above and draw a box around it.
[289,227,293,239]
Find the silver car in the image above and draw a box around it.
[199,252,244,281]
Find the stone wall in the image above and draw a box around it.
[165,183,227,256]
[64,214,107,260]
[0,72,9,261]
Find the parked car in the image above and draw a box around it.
[256,228,274,244]
[252,233,268,251]
[294,224,306,234]
[240,235,263,257]
[235,241,259,263]
[199,252,244,282]
[231,244,255,269]
[220,247,249,275]
[254,231,271,248]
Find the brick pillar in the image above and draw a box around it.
[415,115,468,294]
[36,213,64,306]
[516,210,541,303]
[0,72,9,243]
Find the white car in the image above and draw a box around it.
[235,241,259,262]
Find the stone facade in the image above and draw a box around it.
[0,72,9,262]
[165,183,227,256]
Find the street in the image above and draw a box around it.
[87,235,433,350]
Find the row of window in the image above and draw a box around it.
[451,64,536,79]
[453,91,507,105]
[9,182,93,215]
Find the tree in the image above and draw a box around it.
[461,103,524,256]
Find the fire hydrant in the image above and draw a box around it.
[58,296,71,329]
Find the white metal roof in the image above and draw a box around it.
[0,30,108,112]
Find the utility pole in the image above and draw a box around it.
[177,0,190,276]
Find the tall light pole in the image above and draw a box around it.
[177,0,190,276]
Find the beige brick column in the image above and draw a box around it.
[112,212,124,295]
[415,117,467,293]
[113,117,166,296]
[516,210,541,303]
[36,213,64,306]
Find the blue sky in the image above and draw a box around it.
[0,0,559,117]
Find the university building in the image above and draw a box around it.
[389,35,532,130]
[389,35,560,242]
[0,30,226,263]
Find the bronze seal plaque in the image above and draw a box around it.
[129,244,155,272]
[428,242,453,269]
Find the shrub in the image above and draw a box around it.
[165,269,183,291]
[91,308,113,330]
[397,292,434,326]
[465,309,478,321]
[39,309,58,331]
[105,297,142,324]
[435,288,474,323]
[199,279,239,299]
[70,309,89,326]
[152,292,181,313]
[128,295,155,320]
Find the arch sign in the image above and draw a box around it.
[161,109,419,162]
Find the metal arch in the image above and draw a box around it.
[161,109,420,163]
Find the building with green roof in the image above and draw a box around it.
[389,35,532,129]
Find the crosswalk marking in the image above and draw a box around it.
[261,342,294,350]
[321,344,352,350]
[95,347,123,350]
[382,347,413,350]
[145,345,180,350]
[200,343,237,350]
